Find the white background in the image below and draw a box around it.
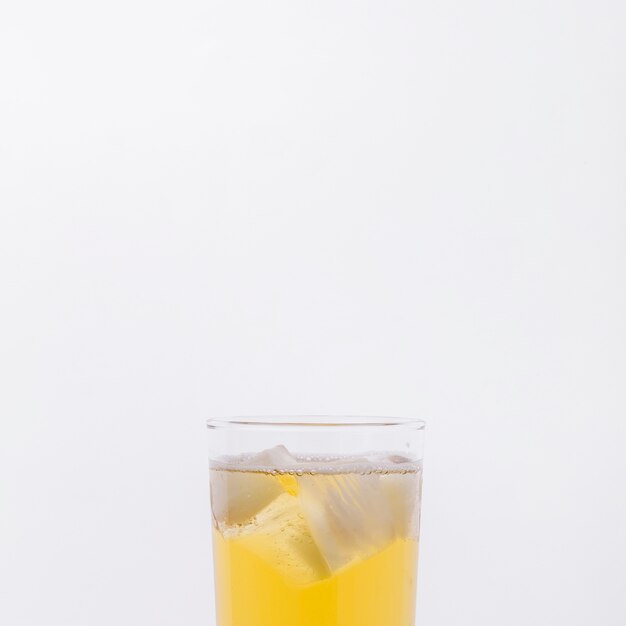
[1,0,625,624]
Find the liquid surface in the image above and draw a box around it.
[210,446,422,626]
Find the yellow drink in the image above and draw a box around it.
[210,449,421,626]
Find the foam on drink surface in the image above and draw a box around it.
[211,444,422,474]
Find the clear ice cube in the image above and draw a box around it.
[250,444,297,470]
[210,446,296,526]
[223,492,329,585]
[297,470,396,572]
[210,470,282,526]
[379,470,421,538]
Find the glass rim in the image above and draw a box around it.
[206,415,426,430]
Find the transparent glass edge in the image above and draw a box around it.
[206,416,427,430]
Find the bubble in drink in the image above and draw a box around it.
[210,446,422,626]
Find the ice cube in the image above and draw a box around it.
[210,445,297,526]
[251,444,296,471]
[224,492,330,585]
[210,470,282,526]
[379,470,422,538]
[297,470,396,572]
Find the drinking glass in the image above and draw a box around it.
[207,416,425,626]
